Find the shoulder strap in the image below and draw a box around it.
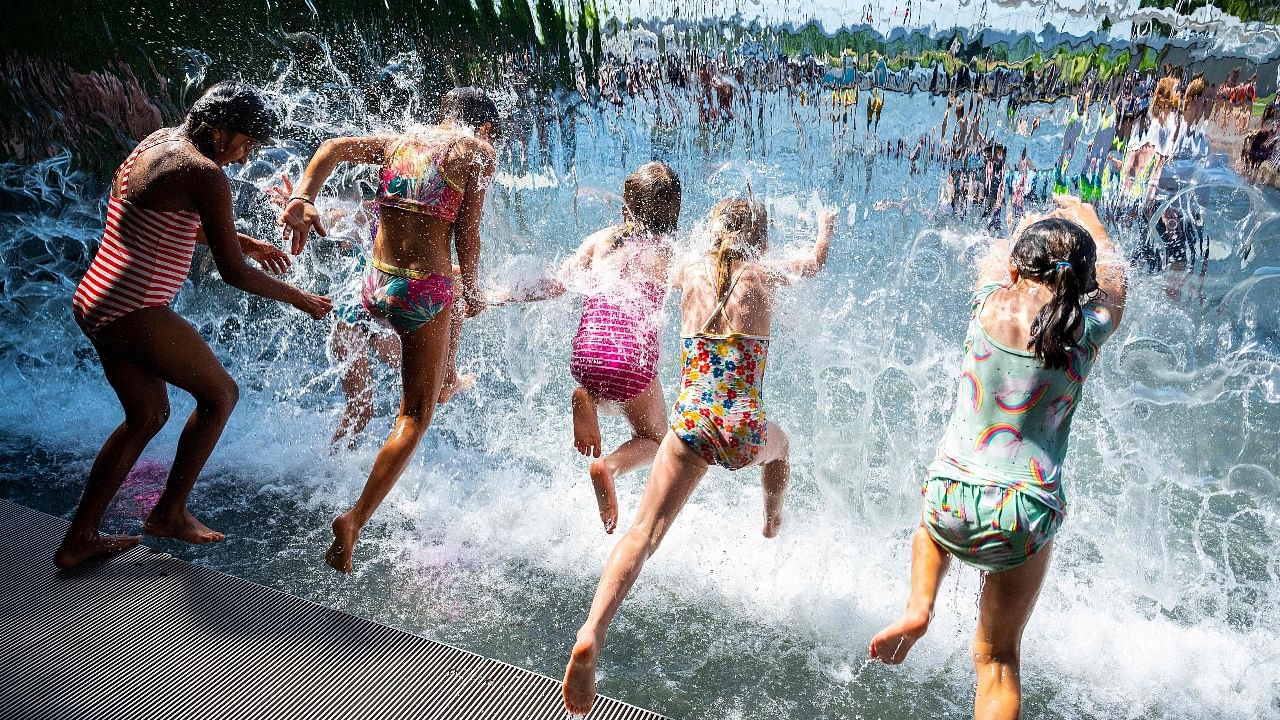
[432,135,467,187]
[698,262,751,335]
[117,129,178,198]
[433,135,465,167]
[971,282,1003,319]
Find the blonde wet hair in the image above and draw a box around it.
[707,197,767,303]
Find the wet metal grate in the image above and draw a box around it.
[0,500,667,720]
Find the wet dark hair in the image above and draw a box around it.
[184,81,277,158]
[1009,217,1100,370]
[621,161,681,235]
[441,87,502,139]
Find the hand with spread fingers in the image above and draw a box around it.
[241,236,292,274]
[276,174,328,254]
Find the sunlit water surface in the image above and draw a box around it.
[3,28,1280,720]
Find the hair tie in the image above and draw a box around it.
[1054,260,1072,271]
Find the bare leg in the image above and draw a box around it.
[436,300,473,404]
[54,344,168,568]
[571,386,601,457]
[750,421,790,538]
[331,322,374,447]
[327,308,451,573]
[973,542,1053,720]
[590,378,666,533]
[870,525,952,663]
[74,308,236,546]
[563,433,709,715]
[110,313,239,545]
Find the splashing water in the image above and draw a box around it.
[3,8,1280,720]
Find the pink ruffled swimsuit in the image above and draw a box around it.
[570,246,666,403]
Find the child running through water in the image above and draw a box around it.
[561,198,837,715]
[496,162,682,533]
[568,162,681,533]
[267,181,472,447]
[870,195,1126,720]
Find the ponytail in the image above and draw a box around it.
[712,228,745,302]
[1010,218,1099,370]
[1028,260,1084,369]
[707,197,767,306]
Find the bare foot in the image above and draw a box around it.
[869,607,932,664]
[588,459,619,534]
[571,387,601,457]
[54,530,141,569]
[437,373,475,404]
[143,507,225,544]
[325,513,359,573]
[562,634,600,716]
[763,510,783,539]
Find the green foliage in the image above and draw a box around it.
[1136,0,1280,25]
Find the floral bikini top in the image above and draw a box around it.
[376,136,466,222]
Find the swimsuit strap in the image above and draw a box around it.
[117,129,183,199]
[698,261,751,335]
[432,136,465,186]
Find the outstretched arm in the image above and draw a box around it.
[1049,194,1127,325]
[779,209,837,282]
[975,214,1028,288]
[278,136,394,254]
[491,230,601,306]
[190,164,331,319]
[193,227,291,275]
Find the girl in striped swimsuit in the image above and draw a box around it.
[56,82,332,569]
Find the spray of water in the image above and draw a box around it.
[2,17,1280,720]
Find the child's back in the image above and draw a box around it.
[872,196,1128,720]
[570,225,670,404]
[669,198,833,471]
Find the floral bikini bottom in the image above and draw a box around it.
[360,257,454,336]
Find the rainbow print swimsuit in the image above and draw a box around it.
[923,282,1115,571]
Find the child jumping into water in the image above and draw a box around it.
[496,162,681,533]
[567,162,681,533]
[870,195,1127,720]
[560,198,837,715]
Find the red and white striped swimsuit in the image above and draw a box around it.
[72,129,202,336]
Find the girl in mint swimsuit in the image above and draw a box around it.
[870,195,1128,720]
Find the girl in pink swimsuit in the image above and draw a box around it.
[497,162,681,534]
[560,199,837,716]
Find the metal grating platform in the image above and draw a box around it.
[0,500,666,720]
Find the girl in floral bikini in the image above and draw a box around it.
[279,88,499,573]
[560,198,836,716]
